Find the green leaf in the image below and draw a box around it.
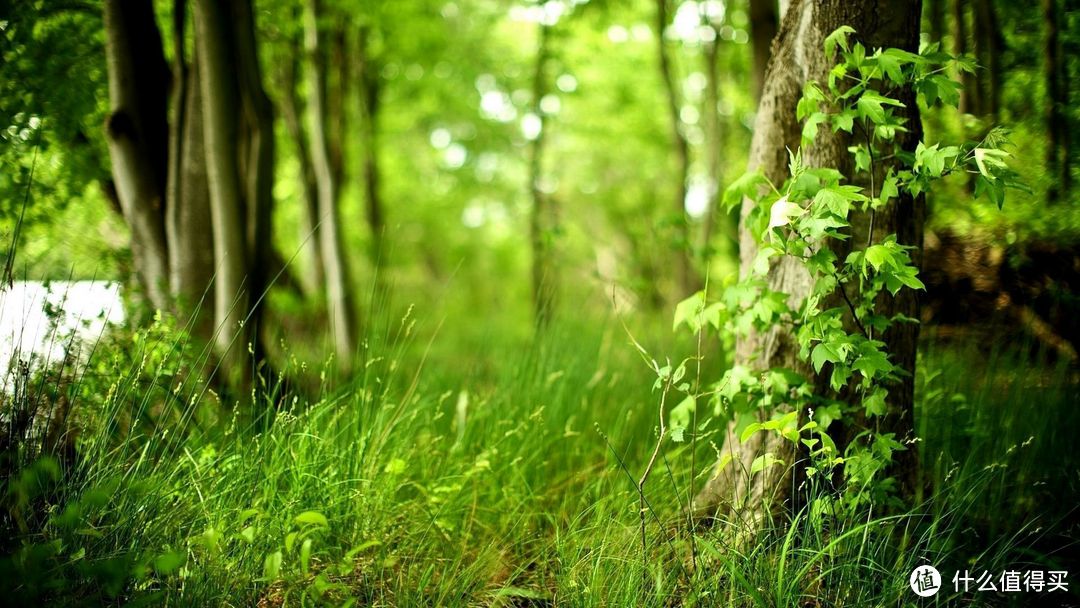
[833,111,854,133]
[153,551,186,576]
[294,511,329,528]
[975,174,1006,209]
[856,95,884,123]
[814,185,865,216]
[384,458,406,474]
[263,551,283,580]
[802,112,827,145]
[674,291,706,331]
[811,342,843,373]
[300,538,313,574]
[877,171,899,205]
[741,422,763,443]
[876,53,903,84]
[668,395,696,442]
[863,388,888,417]
[973,147,1010,177]
[750,453,784,475]
[723,170,769,211]
[863,244,892,271]
[824,26,855,56]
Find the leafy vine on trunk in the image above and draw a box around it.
[672,25,1020,530]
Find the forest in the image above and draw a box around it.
[1,0,1079,605]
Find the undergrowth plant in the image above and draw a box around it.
[672,29,1021,513]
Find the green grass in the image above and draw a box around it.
[1,309,1078,606]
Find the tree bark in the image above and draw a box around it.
[529,21,556,326]
[749,0,779,102]
[951,0,977,115]
[973,0,1002,120]
[194,0,252,375]
[103,0,275,391]
[699,25,724,264]
[102,0,171,310]
[166,46,215,339]
[233,0,276,361]
[655,0,694,296]
[693,0,924,529]
[357,24,385,270]
[306,0,357,362]
[926,0,944,44]
[278,14,326,296]
[1044,0,1067,203]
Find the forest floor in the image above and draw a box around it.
[1,307,1079,606]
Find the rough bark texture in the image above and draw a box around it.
[655,0,694,296]
[693,0,924,529]
[306,0,357,362]
[102,0,171,310]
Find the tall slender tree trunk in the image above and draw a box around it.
[748,0,779,102]
[926,0,945,45]
[655,0,694,296]
[1044,0,1068,202]
[165,0,213,341]
[102,0,171,311]
[234,0,276,362]
[693,0,924,529]
[952,0,976,115]
[529,22,556,327]
[357,25,385,270]
[194,0,251,376]
[279,18,326,296]
[166,47,215,339]
[973,0,1002,120]
[104,0,275,393]
[699,28,723,265]
[305,0,357,362]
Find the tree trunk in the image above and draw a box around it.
[104,0,274,391]
[655,0,694,296]
[306,0,357,362]
[693,0,924,529]
[233,0,276,363]
[951,0,977,115]
[194,0,252,376]
[699,18,738,268]
[748,0,779,102]
[926,0,944,44]
[357,25,385,270]
[166,46,215,339]
[1044,0,1067,202]
[699,27,723,264]
[102,0,171,310]
[973,0,1002,120]
[529,22,556,326]
[279,19,326,296]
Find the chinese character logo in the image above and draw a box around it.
[911,565,942,597]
